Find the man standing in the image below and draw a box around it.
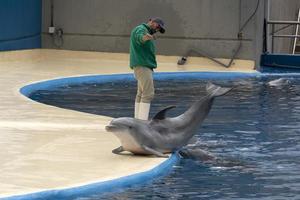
[130,17,165,120]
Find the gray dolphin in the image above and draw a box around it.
[105,83,232,158]
[178,148,216,161]
[178,147,253,170]
[267,78,291,87]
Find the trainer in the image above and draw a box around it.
[130,17,165,120]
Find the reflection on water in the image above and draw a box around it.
[30,75,300,200]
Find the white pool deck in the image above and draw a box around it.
[0,49,257,198]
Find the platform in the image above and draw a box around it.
[0,49,256,199]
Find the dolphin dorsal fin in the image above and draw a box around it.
[152,106,176,120]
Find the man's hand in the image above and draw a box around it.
[142,33,154,42]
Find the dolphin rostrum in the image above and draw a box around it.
[105,83,232,158]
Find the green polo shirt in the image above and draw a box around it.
[130,23,157,69]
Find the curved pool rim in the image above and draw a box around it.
[20,71,262,97]
[3,153,179,200]
[15,71,262,200]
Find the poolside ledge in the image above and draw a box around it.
[0,49,256,199]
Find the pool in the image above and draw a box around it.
[29,74,300,199]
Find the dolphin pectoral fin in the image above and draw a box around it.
[152,105,176,120]
[112,146,124,154]
[142,145,169,158]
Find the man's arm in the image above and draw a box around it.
[142,33,154,42]
[135,28,153,44]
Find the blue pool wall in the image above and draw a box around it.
[0,0,42,51]
[20,72,262,97]
[17,71,263,200]
[260,54,300,73]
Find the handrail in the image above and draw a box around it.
[292,8,300,54]
[273,35,300,38]
[267,20,300,25]
[266,16,300,53]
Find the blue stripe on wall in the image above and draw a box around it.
[0,0,41,51]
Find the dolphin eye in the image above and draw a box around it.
[128,126,133,129]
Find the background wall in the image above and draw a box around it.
[1,0,299,65]
[0,0,41,51]
[42,0,263,63]
[39,0,299,67]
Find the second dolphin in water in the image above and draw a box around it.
[105,83,232,157]
[267,78,291,87]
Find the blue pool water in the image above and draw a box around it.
[29,75,300,199]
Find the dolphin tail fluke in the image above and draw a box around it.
[206,82,232,97]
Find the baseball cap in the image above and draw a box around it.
[151,17,165,34]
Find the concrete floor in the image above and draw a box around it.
[0,49,256,198]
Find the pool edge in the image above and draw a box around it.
[1,153,180,200]
[14,71,261,200]
[20,71,262,97]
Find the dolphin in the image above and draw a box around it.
[105,83,232,158]
[178,147,216,161]
[267,78,291,87]
[178,147,254,171]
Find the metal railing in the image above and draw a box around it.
[266,8,300,54]
[293,8,300,54]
